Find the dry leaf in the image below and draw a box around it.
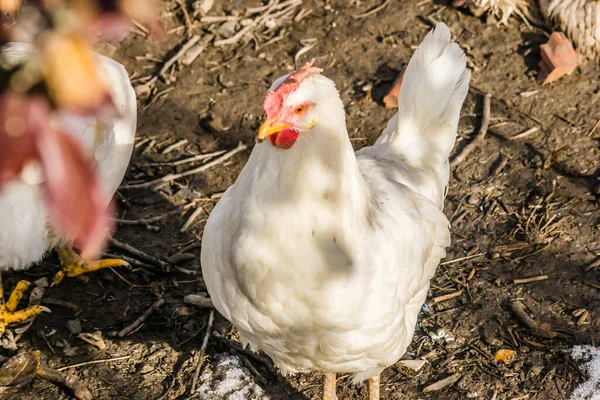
[494,349,517,365]
[37,124,113,259]
[0,351,40,388]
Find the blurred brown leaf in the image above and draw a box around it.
[0,351,40,388]
[37,125,113,259]
[41,33,109,112]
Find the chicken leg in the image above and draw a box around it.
[0,272,48,334]
[368,375,380,400]
[323,373,337,400]
[52,244,129,286]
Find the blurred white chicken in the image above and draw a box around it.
[455,0,600,59]
[201,23,470,399]
[0,42,136,333]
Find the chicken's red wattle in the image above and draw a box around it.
[269,129,299,149]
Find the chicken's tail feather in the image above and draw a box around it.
[377,22,470,206]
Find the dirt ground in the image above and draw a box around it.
[1,0,600,399]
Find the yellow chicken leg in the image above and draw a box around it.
[0,273,48,334]
[323,373,337,400]
[368,375,380,400]
[52,244,129,286]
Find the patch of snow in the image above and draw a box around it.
[196,353,268,399]
[570,345,600,400]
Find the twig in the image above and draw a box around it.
[213,14,266,46]
[352,0,391,19]
[109,238,170,271]
[138,35,202,92]
[121,142,247,190]
[184,294,214,308]
[588,119,600,137]
[513,275,548,284]
[509,300,569,339]
[180,206,205,232]
[294,41,317,69]
[116,201,200,228]
[451,93,492,167]
[509,127,539,141]
[246,0,299,16]
[142,150,226,167]
[162,139,188,154]
[57,356,131,371]
[175,0,195,37]
[434,290,463,303]
[157,375,178,400]
[104,252,153,270]
[190,310,214,393]
[37,364,92,400]
[214,0,301,46]
[117,298,165,338]
[440,252,485,266]
[159,35,201,81]
[200,16,240,23]
[42,298,82,313]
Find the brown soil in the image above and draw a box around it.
[2,0,600,399]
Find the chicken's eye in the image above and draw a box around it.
[294,105,306,115]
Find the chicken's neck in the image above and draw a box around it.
[244,115,373,219]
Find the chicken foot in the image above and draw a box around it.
[323,373,337,400]
[52,244,129,286]
[0,272,48,334]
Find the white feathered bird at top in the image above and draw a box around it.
[201,23,470,399]
[0,42,136,333]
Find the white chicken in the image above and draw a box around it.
[455,0,600,59]
[0,42,136,333]
[201,23,470,399]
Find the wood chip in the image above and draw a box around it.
[422,373,461,393]
[494,349,517,364]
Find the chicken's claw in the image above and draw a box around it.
[0,280,49,334]
[52,245,130,286]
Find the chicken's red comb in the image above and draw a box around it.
[286,58,324,84]
[263,58,323,119]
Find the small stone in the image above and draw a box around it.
[33,277,49,287]
[217,21,238,39]
[192,0,213,15]
[538,32,578,85]
[139,364,155,374]
[66,319,82,335]
[484,336,504,346]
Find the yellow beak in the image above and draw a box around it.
[257,120,290,141]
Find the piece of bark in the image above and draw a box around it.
[538,32,578,85]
